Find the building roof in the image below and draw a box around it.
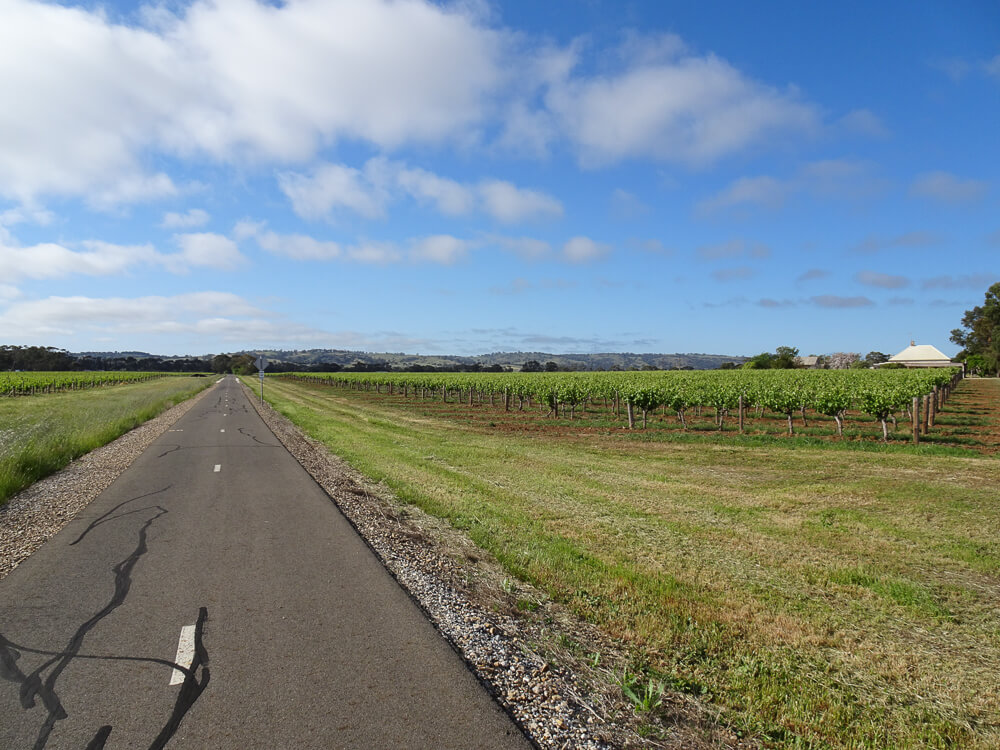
[888,343,951,363]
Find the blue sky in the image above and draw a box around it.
[1,0,997,358]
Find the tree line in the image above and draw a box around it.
[0,346,213,372]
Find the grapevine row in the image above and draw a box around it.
[275,368,962,441]
[0,371,166,397]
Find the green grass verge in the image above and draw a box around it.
[0,376,212,506]
[249,376,1000,748]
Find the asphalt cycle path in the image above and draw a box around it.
[0,375,531,749]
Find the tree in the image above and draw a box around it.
[773,346,799,369]
[230,354,255,375]
[744,352,775,369]
[827,352,860,370]
[863,351,889,367]
[211,354,232,373]
[544,361,559,372]
[951,282,1000,376]
[522,360,543,372]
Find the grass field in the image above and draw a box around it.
[0,376,212,506]
[248,375,1000,748]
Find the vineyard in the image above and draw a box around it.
[0,371,166,396]
[276,368,963,444]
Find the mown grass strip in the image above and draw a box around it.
[0,376,212,505]
[251,376,1000,748]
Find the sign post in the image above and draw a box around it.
[254,355,269,405]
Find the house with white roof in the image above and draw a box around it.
[884,341,955,368]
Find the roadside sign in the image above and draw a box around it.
[255,355,268,405]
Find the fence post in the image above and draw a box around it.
[912,396,920,445]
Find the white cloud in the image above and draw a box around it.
[87,173,178,210]
[562,236,610,263]
[855,270,910,289]
[279,158,562,224]
[0,3,828,208]
[934,54,1000,82]
[411,235,469,264]
[255,231,342,261]
[852,231,942,254]
[697,159,886,216]
[796,268,830,282]
[240,222,406,264]
[239,221,471,265]
[811,295,874,309]
[0,292,266,339]
[697,176,788,214]
[922,273,997,290]
[0,238,160,282]
[910,171,989,203]
[544,38,818,166]
[837,109,889,138]
[347,242,403,265]
[0,204,55,228]
[168,233,246,271]
[233,219,267,241]
[0,284,22,301]
[610,188,651,219]
[477,180,563,223]
[986,54,1000,79]
[395,165,475,216]
[278,163,388,220]
[0,0,506,204]
[161,208,210,229]
[0,223,250,281]
[630,238,673,255]
[712,266,754,281]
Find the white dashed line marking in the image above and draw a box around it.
[220,429,225,433]
[213,464,221,473]
[169,625,196,685]
[168,429,183,432]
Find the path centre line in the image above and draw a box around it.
[169,625,196,685]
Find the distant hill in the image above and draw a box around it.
[76,350,157,359]
[237,349,746,371]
